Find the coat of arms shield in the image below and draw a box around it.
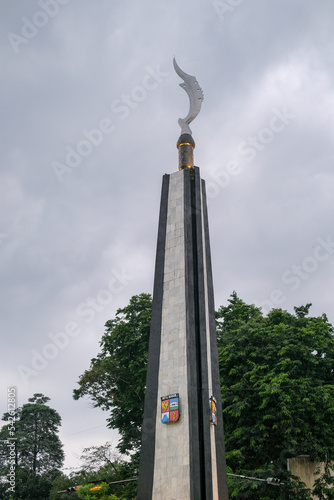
[161,393,179,423]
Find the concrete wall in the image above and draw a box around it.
[288,457,334,499]
[152,171,191,499]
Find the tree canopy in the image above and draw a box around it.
[73,293,152,456]
[73,292,334,499]
[49,442,136,500]
[0,393,64,499]
[217,292,334,498]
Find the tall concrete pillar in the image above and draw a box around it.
[137,160,229,499]
[137,59,228,499]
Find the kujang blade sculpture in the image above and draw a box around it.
[173,57,204,135]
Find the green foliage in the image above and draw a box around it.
[49,473,77,500]
[73,291,334,498]
[79,442,122,474]
[312,464,334,499]
[0,393,64,499]
[76,481,110,499]
[109,453,139,499]
[73,293,152,456]
[73,442,137,499]
[1,393,64,474]
[217,292,334,498]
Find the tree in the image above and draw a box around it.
[49,473,78,500]
[73,293,152,457]
[49,444,134,500]
[0,393,64,499]
[78,442,123,474]
[73,292,334,498]
[73,294,151,499]
[217,292,334,498]
[77,442,135,499]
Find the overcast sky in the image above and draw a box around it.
[1,0,334,472]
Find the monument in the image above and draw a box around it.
[137,59,229,500]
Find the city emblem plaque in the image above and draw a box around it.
[161,393,179,424]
